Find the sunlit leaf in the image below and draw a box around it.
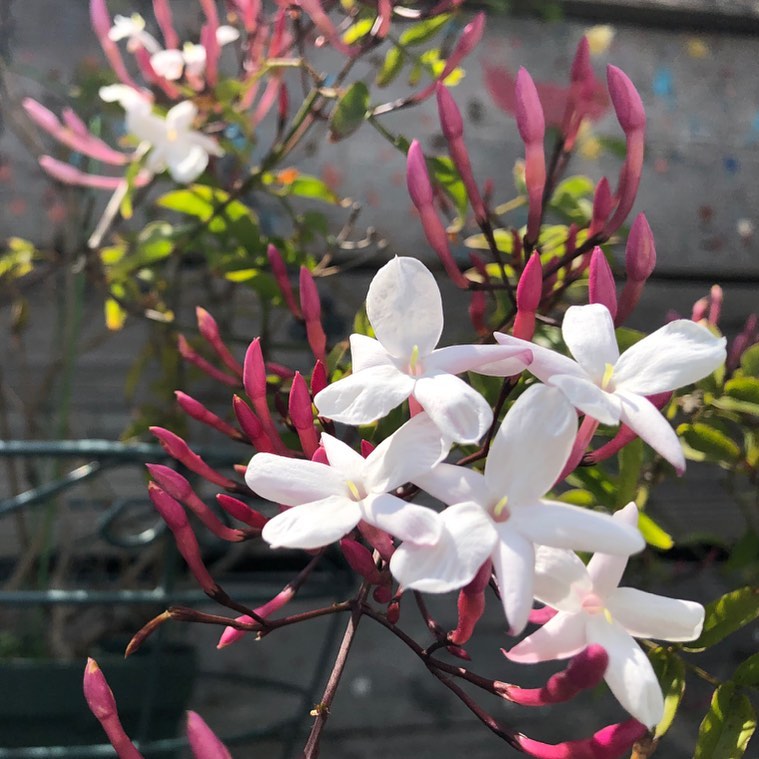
[649,646,686,739]
[398,14,451,46]
[677,423,742,465]
[684,587,759,651]
[376,46,405,87]
[740,344,759,378]
[637,510,674,550]
[694,684,756,758]
[329,82,370,142]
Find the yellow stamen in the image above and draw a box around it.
[409,345,420,374]
[603,608,614,624]
[601,362,615,390]
[493,495,509,518]
[347,480,361,500]
[166,128,179,142]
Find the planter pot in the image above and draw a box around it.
[0,642,196,756]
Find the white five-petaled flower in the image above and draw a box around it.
[389,385,645,635]
[494,303,727,472]
[109,13,162,54]
[314,257,532,444]
[150,27,240,82]
[505,503,705,729]
[246,413,449,550]
[99,86,224,183]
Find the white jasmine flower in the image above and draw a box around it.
[389,385,645,635]
[108,13,162,54]
[495,303,726,472]
[505,502,705,728]
[314,257,532,444]
[150,26,240,81]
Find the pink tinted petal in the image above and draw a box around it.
[513,499,644,555]
[494,333,587,384]
[562,304,619,383]
[261,496,359,549]
[607,588,704,642]
[245,453,345,505]
[187,712,233,759]
[505,612,587,663]
[532,545,592,613]
[365,413,449,492]
[586,615,664,728]
[389,501,497,592]
[486,384,576,505]
[314,365,414,424]
[366,257,443,360]
[321,433,366,484]
[614,319,726,395]
[360,493,442,545]
[616,390,685,472]
[414,463,490,507]
[492,524,535,635]
[587,552,629,600]
[413,372,492,444]
[550,374,621,425]
[427,344,531,376]
[349,334,393,373]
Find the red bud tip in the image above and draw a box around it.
[360,439,376,458]
[515,68,546,146]
[175,391,242,440]
[83,658,117,720]
[196,307,219,342]
[457,12,485,58]
[607,65,646,133]
[625,214,656,282]
[146,464,192,500]
[148,482,188,530]
[436,85,463,140]
[311,360,328,396]
[267,244,301,318]
[571,36,592,84]
[89,0,111,37]
[299,266,322,322]
[216,494,268,529]
[340,538,381,583]
[588,247,617,318]
[243,338,267,400]
[288,372,314,430]
[517,251,543,313]
[590,177,613,237]
[187,712,233,759]
[406,140,434,209]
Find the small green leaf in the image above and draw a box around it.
[649,647,686,738]
[694,684,756,759]
[281,175,341,204]
[376,46,405,87]
[398,14,451,45]
[725,377,759,405]
[465,228,514,254]
[684,587,759,651]
[733,652,759,687]
[740,344,759,378]
[616,437,643,508]
[328,82,370,142]
[555,489,595,507]
[638,510,674,550]
[429,156,467,219]
[678,423,742,465]
[342,17,373,45]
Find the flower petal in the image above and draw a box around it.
[532,545,592,613]
[246,453,345,505]
[585,501,638,596]
[492,524,535,635]
[614,319,726,395]
[167,143,209,183]
[389,502,497,593]
[513,499,644,556]
[550,374,621,425]
[321,433,367,483]
[364,413,450,492]
[151,49,185,80]
[504,611,587,663]
[261,496,360,549]
[314,365,415,424]
[562,304,619,383]
[413,372,492,444]
[414,463,490,507]
[366,257,443,360]
[166,100,198,132]
[427,344,531,377]
[494,333,587,384]
[616,390,686,473]
[485,384,576,505]
[361,493,442,545]
[586,615,664,728]
[350,334,393,373]
[607,588,705,642]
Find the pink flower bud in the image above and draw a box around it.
[267,244,301,318]
[528,605,557,625]
[513,251,542,340]
[152,0,179,49]
[242,339,286,453]
[201,22,220,87]
[289,371,319,457]
[728,314,758,370]
[340,538,381,583]
[299,267,327,363]
[708,284,723,326]
[83,659,144,759]
[625,214,656,282]
[386,596,401,624]
[310,360,328,397]
[436,84,463,140]
[589,177,613,238]
[450,561,491,644]
[515,68,546,146]
[216,494,268,529]
[469,290,488,336]
[373,583,393,604]
[607,65,646,134]
[197,308,244,377]
[187,712,233,759]
[39,156,144,190]
[232,395,276,453]
[89,0,139,88]
[406,139,434,208]
[588,247,617,319]
[178,335,240,388]
[150,427,239,490]
[360,440,376,458]
[358,521,394,562]
[691,297,709,323]
[311,445,329,465]
[175,391,243,441]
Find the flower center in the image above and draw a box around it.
[408,345,422,376]
[581,592,611,621]
[346,480,366,501]
[601,362,615,391]
[166,128,179,142]
[493,495,510,521]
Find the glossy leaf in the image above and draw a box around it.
[725,377,759,405]
[684,587,759,652]
[616,437,643,508]
[733,652,759,687]
[740,344,759,378]
[398,14,451,46]
[638,510,674,550]
[376,47,405,87]
[678,423,742,465]
[694,684,756,759]
[649,646,686,739]
[329,82,370,142]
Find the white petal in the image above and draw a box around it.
[360,493,442,545]
[586,503,637,597]
[532,546,592,613]
[413,372,492,444]
[492,524,535,635]
[166,100,198,131]
[616,390,686,473]
[187,130,225,158]
[216,25,240,45]
[350,334,393,373]
[321,433,366,484]
[550,374,621,426]
[562,304,619,383]
[513,499,644,556]
[389,502,497,593]
[414,463,490,507]
[614,320,727,395]
[494,333,587,384]
[167,143,209,183]
[314,365,415,424]
[364,413,449,493]
[150,49,185,80]
[586,615,664,728]
[485,384,576,505]
[366,257,443,360]
[504,611,587,663]
[607,588,705,642]
[245,453,345,505]
[261,496,359,549]
[426,344,531,377]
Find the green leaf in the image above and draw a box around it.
[684,587,759,652]
[429,156,467,219]
[376,46,405,87]
[616,438,643,508]
[342,17,373,45]
[638,510,674,550]
[649,647,686,738]
[733,652,759,687]
[726,529,759,571]
[725,377,759,406]
[555,489,595,507]
[678,422,742,465]
[694,684,756,758]
[465,228,514,254]
[328,82,370,142]
[285,175,341,204]
[398,14,451,46]
[740,344,759,378]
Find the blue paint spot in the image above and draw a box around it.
[653,67,674,99]
[723,156,740,174]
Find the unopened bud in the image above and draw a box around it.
[625,214,656,282]
[175,391,243,440]
[588,247,617,319]
[607,65,646,134]
[196,308,243,377]
[268,244,301,318]
[311,360,328,397]
[216,494,268,529]
[187,712,233,759]
[515,68,545,146]
[406,140,434,208]
[340,538,381,583]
